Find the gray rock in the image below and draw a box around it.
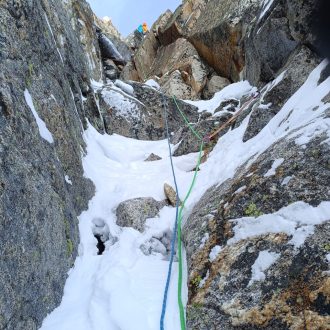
[161,70,194,100]
[144,153,162,161]
[214,99,239,114]
[245,1,299,85]
[99,81,199,141]
[116,197,167,232]
[119,61,141,82]
[98,33,126,65]
[202,75,231,100]
[243,46,321,142]
[173,113,232,157]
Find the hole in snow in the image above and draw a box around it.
[94,234,105,255]
[92,217,118,255]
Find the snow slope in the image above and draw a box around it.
[41,61,330,330]
[41,127,201,330]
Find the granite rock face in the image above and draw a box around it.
[0,0,102,328]
[183,130,330,329]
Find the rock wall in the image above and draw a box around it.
[0,0,104,328]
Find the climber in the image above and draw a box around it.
[137,24,144,35]
[142,22,148,34]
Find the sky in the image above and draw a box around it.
[86,0,182,37]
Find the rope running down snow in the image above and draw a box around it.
[135,52,204,330]
[160,94,181,330]
[159,95,204,330]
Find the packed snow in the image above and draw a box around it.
[41,125,203,330]
[24,89,54,144]
[145,79,161,90]
[41,61,330,330]
[184,81,255,114]
[248,250,280,286]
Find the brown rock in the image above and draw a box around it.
[134,32,160,81]
[164,183,180,206]
[188,0,260,81]
[120,61,140,82]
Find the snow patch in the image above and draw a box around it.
[199,233,209,249]
[145,79,160,90]
[264,158,284,177]
[114,80,135,96]
[248,250,280,285]
[24,89,54,144]
[65,175,72,185]
[209,245,222,262]
[234,186,246,194]
[183,81,255,114]
[259,0,275,21]
[228,201,330,248]
[281,176,292,186]
[199,270,210,288]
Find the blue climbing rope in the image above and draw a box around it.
[160,93,181,330]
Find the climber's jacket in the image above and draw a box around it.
[142,22,148,33]
[137,24,143,34]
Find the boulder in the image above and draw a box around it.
[152,38,209,99]
[188,0,260,81]
[157,6,183,46]
[164,183,179,206]
[160,70,194,100]
[144,153,162,161]
[202,75,231,100]
[151,9,173,36]
[95,16,132,63]
[116,197,166,232]
[98,33,126,65]
[151,38,200,78]
[99,81,199,140]
[157,0,208,46]
[120,61,140,82]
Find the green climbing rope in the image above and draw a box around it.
[171,96,204,330]
[177,141,204,330]
[172,96,203,141]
